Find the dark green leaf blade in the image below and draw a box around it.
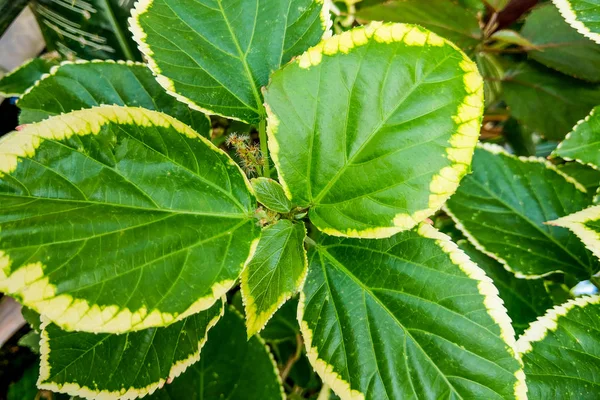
[557,162,600,196]
[31,0,141,61]
[241,219,307,336]
[7,364,39,400]
[266,22,483,238]
[17,60,211,136]
[38,298,224,399]
[130,0,330,123]
[553,106,600,170]
[251,177,292,213]
[552,0,600,44]
[459,240,554,335]
[0,105,259,333]
[300,224,525,399]
[503,62,600,140]
[516,295,600,399]
[355,0,482,53]
[446,144,599,279]
[549,205,600,261]
[521,4,600,82]
[148,308,284,400]
[0,57,59,97]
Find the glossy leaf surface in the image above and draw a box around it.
[266,23,483,238]
[552,0,600,44]
[446,144,599,279]
[355,0,482,53]
[131,0,329,123]
[18,60,210,136]
[31,0,141,61]
[517,295,600,399]
[38,299,224,399]
[459,241,553,335]
[148,308,284,400]
[0,106,259,333]
[521,4,600,82]
[553,106,600,170]
[0,58,58,97]
[242,219,307,336]
[300,224,524,400]
[558,163,600,197]
[251,177,292,213]
[550,205,600,261]
[503,62,600,140]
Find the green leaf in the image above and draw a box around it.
[503,62,600,140]
[38,298,224,399]
[446,144,599,280]
[476,52,504,106]
[31,0,141,61]
[241,219,307,336]
[553,106,600,170]
[516,295,600,399]
[0,0,29,37]
[553,0,600,44]
[0,105,259,333]
[265,22,483,238]
[148,308,284,400]
[130,0,330,124]
[490,30,536,48]
[251,177,292,213]
[7,364,40,400]
[299,224,525,399]
[521,4,600,82]
[458,240,553,336]
[0,57,59,97]
[557,162,600,197]
[17,60,211,137]
[355,0,482,53]
[549,205,600,261]
[21,307,41,332]
[18,331,40,354]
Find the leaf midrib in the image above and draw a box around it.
[100,0,136,60]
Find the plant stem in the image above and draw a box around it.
[280,334,303,381]
[317,384,330,400]
[258,119,270,178]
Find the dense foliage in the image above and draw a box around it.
[1,0,599,399]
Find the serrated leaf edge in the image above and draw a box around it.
[552,0,600,45]
[36,298,226,400]
[548,205,600,260]
[445,142,588,279]
[241,221,308,337]
[297,223,527,400]
[515,294,600,355]
[129,0,333,124]
[267,21,483,239]
[552,106,600,171]
[0,105,258,333]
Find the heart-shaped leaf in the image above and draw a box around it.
[446,144,599,280]
[0,105,259,333]
[130,0,331,123]
[552,0,600,44]
[516,295,600,399]
[299,224,525,399]
[18,60,211,136]
[38,298,224,399]
[549,205,600,261]
[553,106,600,170]
[265,22,483,238]
[148,308,284,400]
[241,219,307,336]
